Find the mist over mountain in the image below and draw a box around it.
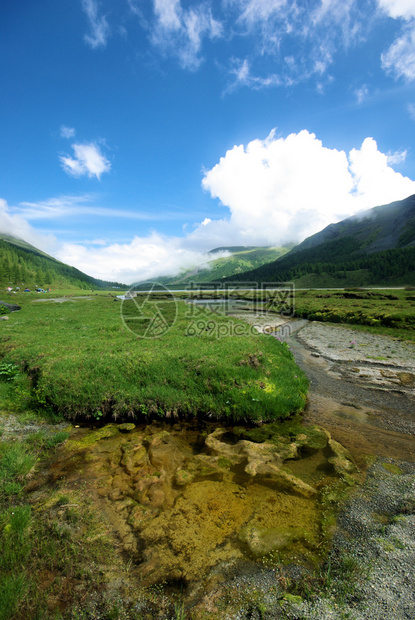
[0,233,125,290]
[219,195,415,287]
[149,246,292,287]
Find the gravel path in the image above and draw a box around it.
[0,412,69,440]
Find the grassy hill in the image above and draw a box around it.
[0,233,125,290]
[220,195,415,287]
[149,245,292,287]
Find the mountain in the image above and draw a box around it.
[220,195,415,287]
[292,194,415,254]
[0,233,125,290]
[149,246,292,287]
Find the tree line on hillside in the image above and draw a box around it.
[220,237,415,285]
[0,240,124,290]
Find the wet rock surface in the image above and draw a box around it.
[0,299,21,312]
[46,421,357,594]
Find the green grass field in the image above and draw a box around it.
[0,293,308,423]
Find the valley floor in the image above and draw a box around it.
[1,314,414,619]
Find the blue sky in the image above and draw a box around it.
[1,0,415,283]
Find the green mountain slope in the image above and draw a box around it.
[220,195,415,287]
[0,234,125,290]
[153,246,292,286]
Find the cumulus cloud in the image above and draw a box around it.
[82,0,110,49]
[348,137,415,204]
[60,143,111,180]
[377,0,415,20]
[200,129,415,247]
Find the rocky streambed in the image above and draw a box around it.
[30,419,357,600]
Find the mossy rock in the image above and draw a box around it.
[382,462,403,475]
[240,524,312,557]
[234,426,272,443]
[217,457,233,469]
[174,469,195,486]
[118,423,136,433]
[64,424,119,451]
[121,444,147,474]
[397,372,415,386]
[298,425,329,450]
[281,593,303,605]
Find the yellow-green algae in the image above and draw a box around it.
[382,462,404,475]
[51,420,358,589]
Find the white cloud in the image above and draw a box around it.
[226,58,282,92]
[3,131,415,284]
[82,0,110,49]
[235,0,288,27]
[355,84,369,103]
[377,0,415,20]
[348,137,415,204]
[55,233,213,283]
[408,102,415,118]
[220,0,368,91]
[0,196,216,284]
[60,125,76,139]
[386,148,407,165]
[376,0,415,82]
[0,199,58,254]
[381,24,415,80]
[14,194,187,222]
[151,0,222,70]
[200,129,415,247]
[60,143,111,180]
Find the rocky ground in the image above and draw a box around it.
[284,322,415,620]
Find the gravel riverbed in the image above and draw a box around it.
[218,318,415,620]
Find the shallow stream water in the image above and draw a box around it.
[41,417,357,600]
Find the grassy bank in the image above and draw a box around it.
[0,295,307,423]
[0,414,133,620]
[292,288,415,340]
[213,287,415,341]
